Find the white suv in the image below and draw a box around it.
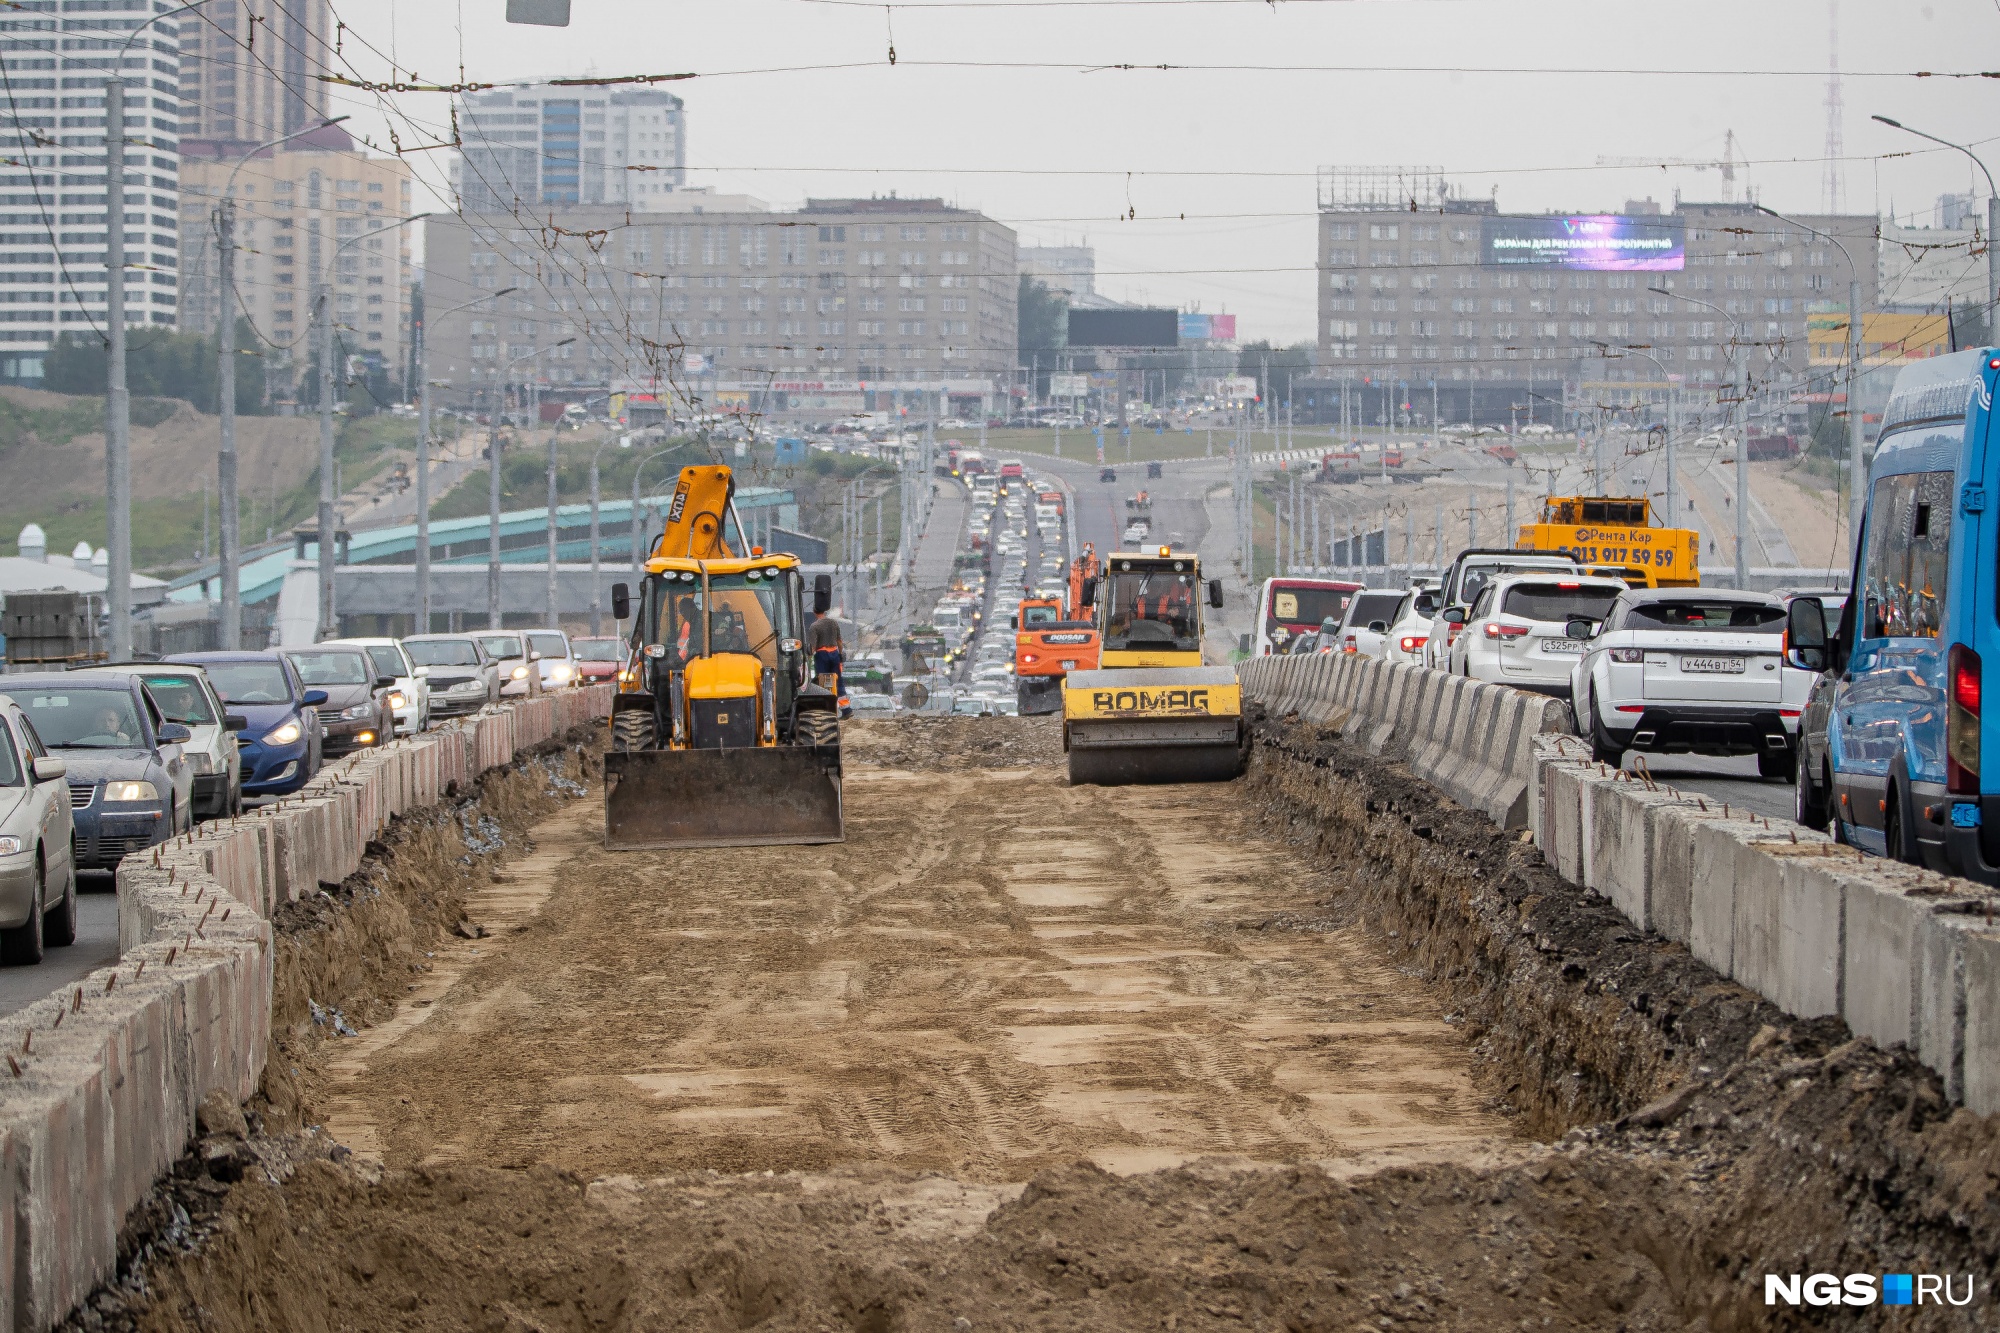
[1422,551,1582,670]
[1568,589,1809,779]
[1445,574,1627,696]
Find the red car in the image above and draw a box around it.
[570,636,628,684]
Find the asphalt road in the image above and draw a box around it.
[1614,750,1797,823]
[0,881,120,1018]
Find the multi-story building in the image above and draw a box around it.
[177,145,416,395]
[0,0,184,382]
[1020,245,1096,302]
[424,197,1017,411]
[1313,166,1880,425]
[1879,217,1986,319]
[452,85,686,214]
[177,0,331,145]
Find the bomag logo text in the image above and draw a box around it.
[1092,688,1210,713]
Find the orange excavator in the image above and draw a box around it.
[1014,544,1102,715]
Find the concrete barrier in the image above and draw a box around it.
[1239,654,1566,829]
[0,685,612,1331]
[1242,653,2000,1118]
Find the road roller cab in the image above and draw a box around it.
[1062,545,1246,785]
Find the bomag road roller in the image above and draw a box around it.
[1061,543,1246,786]
[604,464,844,848]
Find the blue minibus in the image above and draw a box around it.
[1789,348,1999,875]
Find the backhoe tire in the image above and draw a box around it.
[612,710,656,754]
[796,710,840,751]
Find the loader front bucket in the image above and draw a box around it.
[603,746,844,849]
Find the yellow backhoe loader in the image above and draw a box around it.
[604,464,844,848]
[1062,543,1246,785]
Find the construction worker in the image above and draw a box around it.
[806,610,845,703]
[672,595,700,665]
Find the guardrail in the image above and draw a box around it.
[1240,655,2000,1118]
[0,686,612,1331]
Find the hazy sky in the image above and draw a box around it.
[321,0,1999,342]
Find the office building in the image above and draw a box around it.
[177,0,332,145]
[0,0,184,382]
[424,197,1017,410]
[452,85,686,214]
[178,145,416,397]
[1314,166,1880,422]
[1020,245,1096,302]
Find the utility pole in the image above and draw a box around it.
[316,281,337,640]
[103,80,131,660]
[546,430,560,627]
[488,424,503,629]
[587,445,603,635]
[416,316,432,634]
[1466,488,1476,550]
[216,197,241,647]
[1735,350,1750,589]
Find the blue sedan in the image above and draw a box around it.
[164,653,325,799]
[0,674,195,871]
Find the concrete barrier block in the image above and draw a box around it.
[1915,902,1988,1101]
[1958,923,2000,1116]
[1728,833,1843,1018]
[1685,817,1743,978]
[1839,870,1935,1053]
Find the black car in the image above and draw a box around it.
[282,647,394,758]
[1099,468,1117,482]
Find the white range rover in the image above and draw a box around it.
[1567,589,1810,780]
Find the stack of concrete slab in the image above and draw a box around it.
[1238,654,1569,829]
[1237,652,2000,1120]
[0,685,613,1330]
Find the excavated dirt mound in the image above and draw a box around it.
[65,716,2000,1331]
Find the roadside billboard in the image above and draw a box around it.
[1179,313,1239,342]
[1482,215,1685,271]
[1049,373,1090,397]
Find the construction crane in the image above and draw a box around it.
[1595,131,1745,203]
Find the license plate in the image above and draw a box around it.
[1680,655,1745,674]
[1540,638,1585,654]
[1061,660,1078,670]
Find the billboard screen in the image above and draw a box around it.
[1482,215,1684,271]
[1068,308,1180,348]
[1178,313,1240,342]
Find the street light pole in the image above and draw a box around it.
[316,212,435,640]
[630,446,680,578]
[418,289,516,634]
[1656,287,1746,585]
[214,118,348,649]
[1754,204,1867,557]
[1871,115,2000,334]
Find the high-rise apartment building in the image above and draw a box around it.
[177,0,332,145]
[178,145,416,394]
[1314,166,1879,420]
[0,0,184,382]
[452,85,686,214]
[424,197,1016,404]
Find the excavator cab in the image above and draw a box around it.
[603,464,843,849]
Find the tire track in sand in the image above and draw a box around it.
[320,736,1512,1182]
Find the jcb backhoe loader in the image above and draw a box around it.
[604,464,844,849]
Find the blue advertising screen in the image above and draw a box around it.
[1482,215,1685,271]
